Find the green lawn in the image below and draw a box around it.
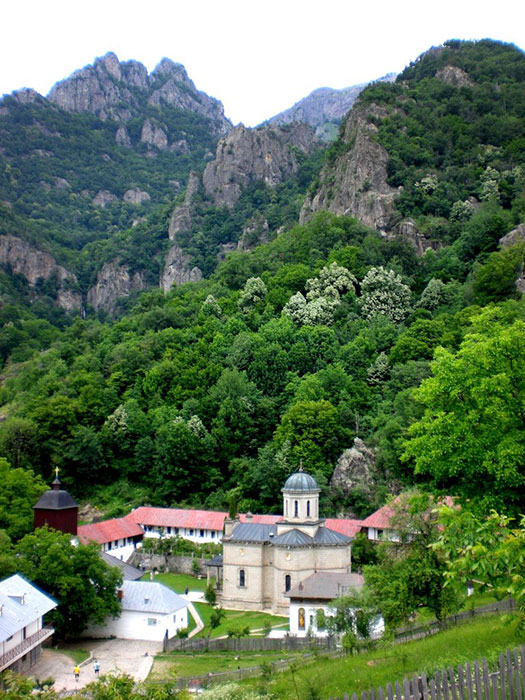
[192,603,288,639]
[49,645,91,665]
[150,650,302,681]
[242,614,524,700]
[415,588,499,622]
[141,572,213,593]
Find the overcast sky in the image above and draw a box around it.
[2,0,524,126]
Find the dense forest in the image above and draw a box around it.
[0,39,524,523]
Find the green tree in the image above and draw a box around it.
[360,267,412,324]
[0,458,47,541]
[364,491,462,628]
[402,308,525,513]
[435,507,525,625]
[15,527,122,638]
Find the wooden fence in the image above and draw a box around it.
[165,633,337,653]
[329,647,525,700]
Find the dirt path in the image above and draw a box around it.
[25,639,162,692]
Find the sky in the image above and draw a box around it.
[1,0,524,127]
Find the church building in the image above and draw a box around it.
[220,468,353,615]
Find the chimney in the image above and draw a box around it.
[223,517,239,538]
[244,512,253,522]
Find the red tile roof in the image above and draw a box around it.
[325,518,363,538]
[240,514,280,525]
[78,518,144,545]
[126,507,227,531]
[360,495,455,531]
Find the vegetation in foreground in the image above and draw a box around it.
[236,614,524,700]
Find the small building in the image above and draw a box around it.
[82,580,188,641]
[0,574,57,673]
[286,571,383,639]
[77,517,144,560]
[33,474,78,536]
[100,552,143,581]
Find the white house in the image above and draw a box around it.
[286,571,384,639]
[83,580,188,642]
[0,574,57,673]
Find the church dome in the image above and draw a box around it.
[283,470,319,492]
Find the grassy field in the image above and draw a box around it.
[140,572,213,593]
[192,603,288,639]
[50,645,91,665]
[243,614,524,700]
[150,649,301,681]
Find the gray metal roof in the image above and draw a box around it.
[33,487,78,511]
[228,523,276,542]
[272,529,313,546]
[205,554,223,567]
[100,552,143,581]
[0,574,56,642]
[286,572,365,600]
[282,471,319,492]
[313,526,352,545]
[120,581,186,614]
[229,522,352,547]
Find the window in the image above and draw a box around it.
[167,527,171,534]
[147,618,157,626]
[294,500,298,517]
[189,529,194,536]
[285,574,291,592]
[211,531,215,538]
[307,500,310,517]
[298,607,305,630]
[174,528,179,535]
[200,529,205,538]
[239,569,246,587]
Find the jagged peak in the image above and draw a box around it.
[151,57,189,81]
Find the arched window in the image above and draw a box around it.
[298,607,305,630]
[285,574,291,592]
[239,569,245,587]
[294,500,298,517]
[307,500,310,517]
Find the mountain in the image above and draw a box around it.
[265,74,396,140]
[301,39,525,256]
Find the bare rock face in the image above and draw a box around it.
[47,52,231,134]
[499,223,525,248]
[436,65,473,87]
[168,171,201,239]
[115,125,132,147]
[123,188,151,205]
[140,119,168,149]
[237,214,270,251]
[148,59,231,135]
[386,218,441,256]
[329,437,377,504]
[87,260,146,316]
[0,234,81,311]
[161,244,202,292]
[300,103,398,230]
[203,123,318,209]
[11,88,43,105]
[93,190,118,207]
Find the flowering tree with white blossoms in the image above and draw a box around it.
[360,266,412,324]
[283,262,357,326]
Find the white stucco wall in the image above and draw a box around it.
[289,600,384,639]
[142,527,222,543]
[84,606,188,641]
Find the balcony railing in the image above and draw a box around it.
[0,623,54,671]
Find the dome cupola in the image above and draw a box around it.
[281,464,320,523]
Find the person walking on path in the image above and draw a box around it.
[94,659,100,676]
[74,665,80,682]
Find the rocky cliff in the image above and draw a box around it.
[86,260,147,316]
[266,74,396,139]
[48,52,231,134]
[161,245,202,292]
[202,123,318,209]
[300,103,399,230]
[0,234,81,311]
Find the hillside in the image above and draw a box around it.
[0,39,524,521]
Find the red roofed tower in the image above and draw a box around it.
[33,469,78,535]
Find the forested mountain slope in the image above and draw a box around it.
[0,40,524,522]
